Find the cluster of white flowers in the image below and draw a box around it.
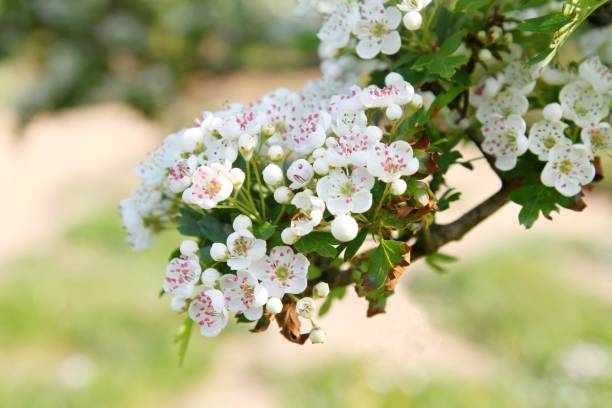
[472,55,610,197]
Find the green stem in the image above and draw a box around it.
[251,160,267,219]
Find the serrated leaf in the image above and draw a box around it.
[177,207,228,242]
[517,12,573,33]
[366,240,406,290]
[510,181,575,228]
[427,86,466,119]
[294,232,339,258]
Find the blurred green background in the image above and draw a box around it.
[1,1,611,407]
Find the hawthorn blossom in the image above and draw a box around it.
[119,198,153,251]
[256,88,299,146]
[326,126,382,167]
[481,114,528,171]
[367,141,419,182]
[559,81,609,127]
[183,164,233,209]
[502,61,537,95]
[225,229,266,270]
[249,246,309,298]
[220,270,268,321]
[134,132,183,188]
[286,111,331,154]
[541,145,596,197]
[476,88,529,123]
[581,122,612,155]
[290,189,326,236]
[361,72,414,109]
[163,255,202,299]
[578,56,612,94]
[353,0,402,60]
[317,3,360,49]
[287,159,315,189]
[167,156,198,193]
[331,109,368,136]
[189,289,229,337]
[528,119,571,161]
[316,168,374,215]
[469,77,502,107]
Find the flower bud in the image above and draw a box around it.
[489,26,502,42]
[229,168,245,187]
[262,163,284,186]
[477,30,487,43]
[232,214,252,231]
[239,133,256,160]
[503,32,513,45]
[458,118,470,130]
[331,214,358,242]
[267,145,284,162]
[181,128,203,152]
[312,147,326,159]
[391,179,407,196]
[210,243,229,261]
[170,296,187,312]
[478,49,493,63]
[422,91,435,110]
[543,103,563,122]
[386,103,403,120]
[416,190,430,207]
[266,297,283,314]
[201,268,220,287]
[180,239,199,256]
[313,157,330,175]
[314,282,330,298]
[274,186,293,204]
[296,297,316,318]
[410,93,423,109]
[281,227,299,245]
[403,11,423,31]
[310,327,326,344]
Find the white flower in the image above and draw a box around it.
[310,327,326,344]
[327,126,382,168]
[397,0,432,12]
[287,159,315,189]
[541,145,595,197]
[210,243,229,262]
[232,215,252,232]
[290,190,326,236]
[481,114,528,170]
[183,164,233,209]
[296,297,316,318]
[353,1,402,59]
[317,3,360,49]
[225,229,267,270]
[402,11,422,31]
[361,72,414,109]
[391,178,407,195]
[262,163,284,187]
[560,81,610,127]
[528,119,571,161]
[249,246,309,297]
[313,282,330,298]
[256,88,299,147]
[168,157,198,193]
[578,56,612,94]
[265,297,283,314]
[316,168,374,215]
[581,122,612,155]
[163,255,202,298]
[201,268,220,288]
[331,108,368,136]
[502,61,537,95]
[180,239,199,256]
[220,270,268,321]
[286,111,331,154]
[367,141,419,182]
[189,289,229,337]
[476,88,528,123]
[331,214,359,242]
[119,197,154,251]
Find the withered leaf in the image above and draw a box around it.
[276,303,308,344]
[250,314,272,333]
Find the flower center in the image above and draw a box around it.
[505,130,518,146]
[339,181,354,197]
[590,129,604,150]
[371,22,387,38]
[232,236,252,256]
[203,178,222,197]
[276,265,289,281]
[559,159,573,174]
[543,136,557,149]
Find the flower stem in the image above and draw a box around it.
[251,160,267,219]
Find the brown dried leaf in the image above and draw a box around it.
[276,303,308,344]
[594,156,604,182]
[250,314,272,333]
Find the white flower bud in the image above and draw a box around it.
[489,26,502,42]
[403,11,422,31]
[478,49,493,63]
[170,296,186,312]
[210,243,229,261]
[543,103,563,122]
[274,186,293,204]
[313,282,330,298]
[312,147,326,159]
[232,214,252,231]
[296,297,316,318]
[310,327,326,344]
[181,128,202,152]
[458,118,470,130]
[266,297,283,314]
[239,133,256,160]
[325,137,336,147]
[229,168,245,187]
[503,32,513,44]
[179,239,199,256]
[422,91,435,110]
[267,145,284,162]
[331,214,358,242]
[410,93,423,109]
[262,163,284,186]
[201,267,220,287]
[386,103,403,120]
[281,227,299,245]
[477,30,487,43]
[416,190,430,207]
[313,157,330,175]
[391,179,407,195]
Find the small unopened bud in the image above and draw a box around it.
[477,30,487,43]
[310,327,326,344]
[312,147,326,159]
[489,26,502,42]
[274,186,293,204]
[238,133,256,160]
[478,49,493,63]
[210,243,229,261]
[386,103,403,120]
[281,228,299,245]
[170,296,187,312]
[266,297,283,314]
[262,163,284,186]
[180,239,199,256]
[296,297,316,318]
[313,157,330,175]
[313,282,330,298]
[331,214,358,242]
[410,93,423,109]
[232,214,252,231]
[543,103,563,122]
[403,11,423,31]
[229,168,245,187]
[503,32,513,45]
[391,179,407,196]
[201,268,220,287]
[267,145,284,162]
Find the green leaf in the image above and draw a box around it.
[343,229,368,261]
[174,316,193,366]
[318,287,347,317]
[366,240,406,290]
[517,12,573,33]
[427,86,466,119]
[439,30,466,56]
[425,252,458,273]
[509,181,576,228]
[294,232,339,258]
[455,0,495,11]
[253,222,276,240]
[177,207,228,242]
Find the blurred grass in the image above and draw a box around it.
[0,209,214,407]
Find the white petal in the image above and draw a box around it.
[381,31,401,55]
[356,38,381,60]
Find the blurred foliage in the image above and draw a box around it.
[0,0,319,125]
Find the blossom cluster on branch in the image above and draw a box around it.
[120,0,611,349]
